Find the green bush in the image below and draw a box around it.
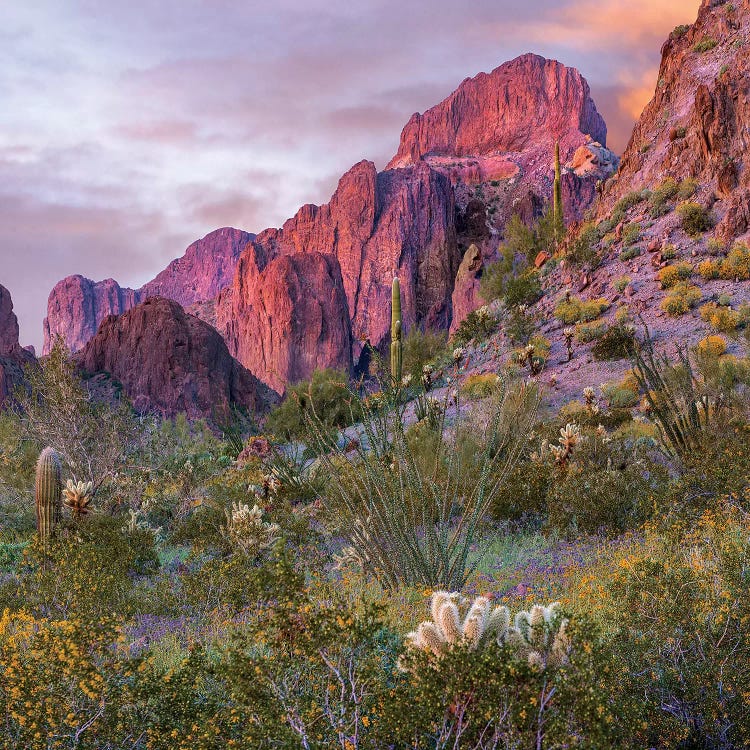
[622,222,642,246]
[619,246,641,262]
[555,296,609,325]
[452,305,499,346]
[658,261,693,289]
[678,201,713,236]
[402,327,447,382]
[677,178,699,200]
[591,324,637,361]
[661,282,702,316]
[649,178,679,217]
[575,321,607,343]
[266,369,360,441]
[566,222,600,267]
[693,37,718,53]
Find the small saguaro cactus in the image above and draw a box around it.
[391,276,403,387]
[553,141,564,249]
[35,447,62,545]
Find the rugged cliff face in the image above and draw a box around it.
[43,227,253,354]
[75,297,273,419]
[600,0,750,242]
[388,53,607,170]
[0,285,35,405]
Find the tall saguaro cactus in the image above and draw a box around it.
[553,141,564,249]
[35,447,62,546]
[391,276,403,387]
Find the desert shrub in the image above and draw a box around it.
[677,177,699,200]
[591,324,636,361]
[600,380,640,409]
[546,463,660,535]
[658,261,693,288]
[660,282,701,316]
[614,190,649,216]
[677,201,713,235]
[592,509,750,747]
[401,327,447,384]
[696,335,728,357]
[673,23,691,38]
[661,243,678,260]
[504,305,537,344]
[613,275,631,293]
[460,373,501,400]
[566,222,600,267]
[707,237,726,256]
[8,515,159,620]
[648,178,679,217]
[719,242,750,279]
[266,369,359,441]
[718,292,732,306]
[622,222,641,246]
[554,296,609,325]
[452,305,499,346]
[699,302,740,332]
[619,245,641,261]
[575,321,607,343]
[0,611,129,747]
[15,339,144,495]
[698,258,721,279]
[693,37,718,52]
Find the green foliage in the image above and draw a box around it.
[678,201,713,236]
[658,261,693,288]
[452,305,499,346]
[480,237,542,308]
[619,245,641,262]
[693,37,718,52]
[575,321,607,343]
[566,222,600,267]
[402,327,447,383]
[648,178,679,217]
[266,369,360,441]
[661,282,702,316]
[622,222,641,246]
[673,23,691,38]
[554,295,609,325]
[677,177,699,200]
[700,302,740,332]
[613,275,631,293]
[306,379,539,589]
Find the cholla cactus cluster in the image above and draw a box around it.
[62,479,93,519]
[452,347,465,363]
[334,517,373,572]
[404,592,569,671]
[519,345,543,375]
[421,364,434,392]
[583,386,599,414]
[122,508,162,539]
[550,423,581,466]
[563,327,575,362]
[222,501,280,556]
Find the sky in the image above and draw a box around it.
[1,0,700,350]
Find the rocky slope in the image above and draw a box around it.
[0,285,35,405]
[75,297,273,419]
[451,0,750,407]
[43,227,253,354]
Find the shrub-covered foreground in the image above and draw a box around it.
[1,340,750,748]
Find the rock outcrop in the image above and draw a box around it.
[218,252,352,393]
[599,0,750,243]
[0,285,35,405]
[43,227,253,354]
[75,297,272,419]
[388,54,607,170]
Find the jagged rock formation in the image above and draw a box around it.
[44,54,615,397]
[0,285,35,405]
[75,297,273,419]
[600,0,750,242]
[43,227,253,354]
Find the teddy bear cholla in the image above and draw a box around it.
[404,591,570,671]
[62,479,94,518]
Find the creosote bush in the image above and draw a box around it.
[677,201,713,236]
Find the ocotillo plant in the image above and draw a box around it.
[391,276,403,387]
[35,447,62,546]
[553,141,564,249]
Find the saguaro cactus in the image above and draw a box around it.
[553,141,564,248]
[391,276,403,386]
[35,447,62,545]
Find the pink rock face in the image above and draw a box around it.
[221,159,459,383]
[75,297,273,419]
[0,284,35,405]
[43,227,253,354]
[387,53,607,169]
[450,245,484,335]
[218,252,352,394]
